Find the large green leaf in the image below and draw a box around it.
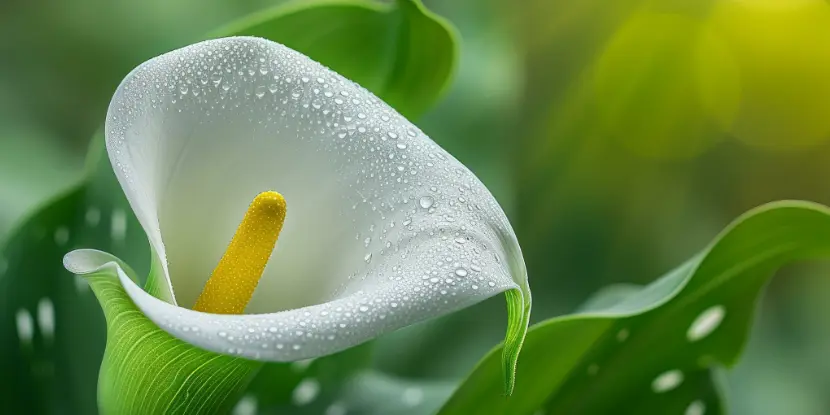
[217,0,457,119]
[0,173,147,414]
[439,201,830,414]
[0,0,458,412]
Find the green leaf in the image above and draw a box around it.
[216,0,458,119]
[438,201,830,414]
[0,176,148,413]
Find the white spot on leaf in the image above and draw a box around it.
[616,328,629,342]
[15,309,34,344]
[325,402,347,415]
[37,298,55,340]
[86,207,102,227]
[402,387,424,407]
[54,227,70,246]
[111,209,127,242]
[292,378,320,406]
[232,395,257,415]
[652,369,684,393]
[685,400,706,415]
[687,305,725,342]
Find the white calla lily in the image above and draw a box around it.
[64,37,529,365]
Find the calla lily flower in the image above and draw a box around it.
[64,37,530,378]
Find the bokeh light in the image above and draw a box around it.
[710,0,830,150]
[593,12,740,160]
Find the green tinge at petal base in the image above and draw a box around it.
[81,266,260,415]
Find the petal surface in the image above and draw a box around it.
[66,248,513,360]
[100,36,528,360]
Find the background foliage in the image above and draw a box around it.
[3,0,830,414]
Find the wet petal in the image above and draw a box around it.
[94,36,529,361]
[66,248,517,360]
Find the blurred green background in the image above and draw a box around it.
[2,0,830,413]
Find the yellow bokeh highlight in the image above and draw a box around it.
[711,0,830,150]
[193,191,287,315]
[593,12,740,160]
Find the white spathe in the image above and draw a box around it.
[64,36,529,361]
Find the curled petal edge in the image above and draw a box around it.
[64,249,527,377]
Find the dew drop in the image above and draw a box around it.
[419,196,434,209]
